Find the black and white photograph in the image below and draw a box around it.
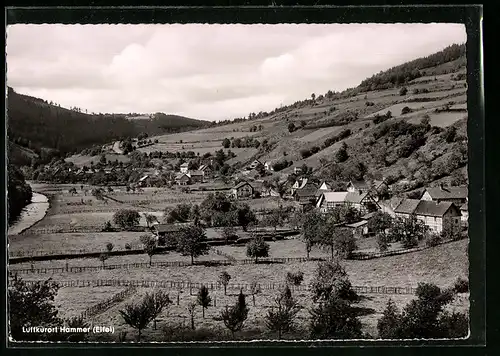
[6,17,476,343]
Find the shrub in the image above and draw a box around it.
[425,233,442,247]
[401,106,412,115]
[113,209,140,230]
[286,271,304,286]
[453,277,469,294]
[288,123,296,133]
[399,87,408,96]
[125,243,132,250]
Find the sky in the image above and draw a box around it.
[6,23,466,122]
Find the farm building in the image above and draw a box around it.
[264,161,274,171]
[393,199,462,233]
[175,172,191,185]
[180,162,189,174]
[261,187,280,197]
[293,182,319,203]
[345,220,371,238]
[420,184,468,206]
[460,202,468,228]
[152,223,188,246]
[347,179,370,194]
[368,180,389,200]
[291,178,308,195]
[294,167,303,175]
[316,191,379,215]
[198,164,213,178]
[231,181,254,200]
[187,170,204,183]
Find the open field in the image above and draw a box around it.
[54,286,128,319]
[66,153,131,167]
[408,111,467,127]
[13,239,468,289]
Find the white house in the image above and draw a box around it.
[347,179,370,194]
[316,191,379,215]
[180,162,189,174]
[460,202,468,228]
[264,161,274,171]
[394,198,462,233]
[420,184,468,206]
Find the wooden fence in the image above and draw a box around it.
[80,285,137,320]
[17,279,418,295]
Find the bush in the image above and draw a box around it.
[453,277,469,293]
[399,87,408,96]
[425,233,442,247]
[401,106,412,115]
[113,209,140,230]
[286,271,304,286]
[125,243,132,250]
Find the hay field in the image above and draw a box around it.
[65,153,131,167]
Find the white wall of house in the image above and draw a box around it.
[461,211,468,227]
[421,191,433,201]
[180,166,188,174]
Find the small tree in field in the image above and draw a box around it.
[197,285,212,318]
[377,299,401,338]
[302,210,323,258]
[220,290,249,339]
[119,290,172,341]
[286,271,304,286]
[265,286,301,339]
[176,225,210,265]
[106,242,114,253]
[219,271,231,295]
[113,209,140,230]
[246,236,270,263]
[187,302,197,330]
[142,236,157,266]
[98,253,109,268]
[249,280,261,307]
[144,213,158,229]
[310,259,359,304]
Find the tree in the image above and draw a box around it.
[441,218,461,241]
[311,93,316,101]
[190,204,201,226]
[246,236,270,263]
[288,122,296,133]
[98,253,109,268]
[106,242,114,253]
[222,226,238,243]
[197,285,212,318]
[119,290,172,341]
[265,286,301,339]
[219,271,231,295]
[389,215,428,248]
[335,142,348,163]
[144,213,158,229]
[249,280,261,307]
[310,259,359,304]
[399,86,408,96]
[263,207,286,234]
[235,203,257,231]
[367,211,393,236]
[401,106,412,115]
[113,209,140,230]
[8,277,63,341]
[302,210,324,259]
[187,302,197,330]
[286,271,304,286]
[309,295,363,340]
[333,228,357,259]
[376,232,390,252]
[142,235,157,266]
[376,282,466,339]
[377,299,401,338]
[222,138,231,148]
[220,290,249,339]
[176,225,209,265]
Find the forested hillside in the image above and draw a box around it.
[6,87,209,158]
[7,163,32,225]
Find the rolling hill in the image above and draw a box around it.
[6,87,209,161]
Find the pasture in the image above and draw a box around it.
[66,153,131,167]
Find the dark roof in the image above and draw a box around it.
[154,224,185,233]
[295,184,318,197]
[175,173,190,180]
[234,181,253,190]
[394,199,460,217]
[424,186,468,200]
[414,201,459,217]
[345,192,368,204]
[189,170,204,176]
[349,179,369,190]
[394,199,421,214]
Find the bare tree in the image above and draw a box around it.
[249,281,261,307]
[264,286,301,339]
[187,301,197,330]
[219,271,231,295]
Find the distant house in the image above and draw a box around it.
[188,170,204,183]
[291,178,308,195]
[316,191,379,215]
[379,197,405,218]
[198,164,213,178]
[180,162,189,174]
[420,184,468,206]
[152,223,187,246]
[247,160,263,171]
[293,182,319,203]
[231,181,254,200]
[345,220,370,238]
[261,186,280,197]
[137,174,149,186]
[294,167,302,175]
[368,180,389,201]
[264,161,274,171]
[347,179,370,194]
[460,202,468,228]
[318,181,332,191]
[393,198,462,233]
[175,172,191,185]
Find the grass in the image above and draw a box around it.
[15,239,468,289]
[65,153,131,167]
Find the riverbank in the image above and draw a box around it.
[8,191,50,235]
